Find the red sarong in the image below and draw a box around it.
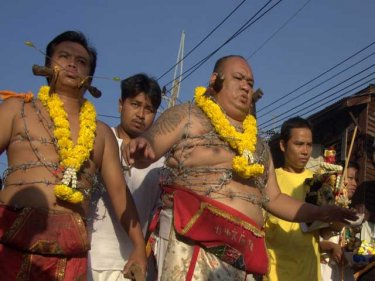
[0,204,89,281]
[164,185,268,275]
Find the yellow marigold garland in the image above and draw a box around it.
[38,85,96,203]
[194,86,264,178]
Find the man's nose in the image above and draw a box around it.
[136,107,145,119]
[240,80,250,92]
[67,58,77,68]
[301,146,309,154]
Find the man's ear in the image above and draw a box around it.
[118,98,123,113]
[210,72,225,92]
[280,140,286,153]
[209,72,219,88]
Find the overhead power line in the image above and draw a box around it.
[259,68,375,130]
[260,64,375,128]
[258,50,375,119]
[301,78,375,120]
[261,77,375,133]
[157,0,248,81]
[164,0,283,92]
[258,41,375,113]
[247,0,312,59]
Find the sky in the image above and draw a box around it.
[0,0,375,173]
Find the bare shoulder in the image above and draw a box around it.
[0,97,25,130]
[96,120,114,135]
[0,97,23,115]
[153,103,190,132]
[0,97,27,152]
[144,102,191,141]
[147,102,211,135]
[95,120,117,145]
[92,120,118,168]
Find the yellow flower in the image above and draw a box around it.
[54,184,73,200]
[69,191,84,203]
[194,86,264,178]
[38,86,96,204]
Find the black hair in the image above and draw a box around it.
[341,161,360,171]
[120,73,162,111]
[280,116,313,142]
[45,30,97,78]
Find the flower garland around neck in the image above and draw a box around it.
[194,86,264,178]
[38,85,97,203]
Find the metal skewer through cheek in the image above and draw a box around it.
[32,64,102,98]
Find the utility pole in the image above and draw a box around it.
[168,31,185,108]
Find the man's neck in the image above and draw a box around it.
[282,166,305,174]
[115,125,132,145]
[58,94,84,115]
[52,86,85,115]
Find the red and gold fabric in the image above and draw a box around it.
[0,204,89,281]
[161,185,267,280]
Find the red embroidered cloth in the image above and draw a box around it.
[0,204,89,280]
[164,185,268,275]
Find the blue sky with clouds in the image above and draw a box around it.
[0,0,374,173]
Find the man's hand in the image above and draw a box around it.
[319,205,358,224]
[330,242,343,264]
[319,240,344,264]
[124,137,156,168]
[123,246,147,281]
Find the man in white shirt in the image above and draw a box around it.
[89,73,163,281]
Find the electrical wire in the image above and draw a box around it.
[163,0,282,91]
[157,0,248,81]
[260,69,375,130]
[259,65,375,128]
[258,50,375,119]
[261,77,375,133]
[247,0,312,59]
[258,41,375,113]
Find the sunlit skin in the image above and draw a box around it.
[49,41,91,99]
[280,128,313,173]
[0,40,147,276]
[125,56,358,230]
[0,41,93,210]
[116,93,156,143]
[211,57,254,124]
[345,167,358,199]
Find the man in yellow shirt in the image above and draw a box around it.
[266,116,321,281]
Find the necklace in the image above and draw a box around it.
[38,85,97,203]
[194,86,264,178]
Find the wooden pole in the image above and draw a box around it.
[339,126,358,189]
[339,126,358,281]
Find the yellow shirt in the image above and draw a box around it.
[265,168,321,281]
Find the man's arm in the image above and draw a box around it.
[319,240,343,264]
[126,103,189,168]
[264,158,358,223]
[97,122,147,276]
[0,98,19,154]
